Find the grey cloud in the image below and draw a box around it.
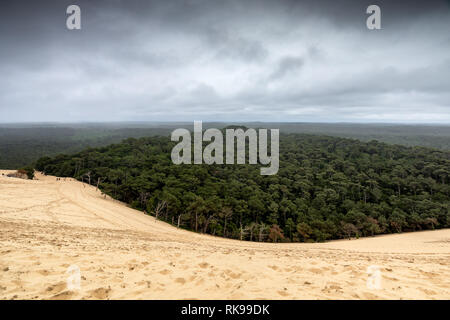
[212,34,268,63]
[0,0,449,122]
[269,56,304,80]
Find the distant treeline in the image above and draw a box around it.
[0,126,172,169]
[274,123,450,150]
[35,134,450,242]
[1,123,450,169]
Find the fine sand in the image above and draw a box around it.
[0,171,449,300]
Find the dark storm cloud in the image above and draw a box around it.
[0,0,449,122]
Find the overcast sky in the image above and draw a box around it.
[1,0,449,123]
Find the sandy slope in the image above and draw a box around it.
[0,171,449,300]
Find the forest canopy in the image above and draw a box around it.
[2,123,450,169]
[35,134,450,242]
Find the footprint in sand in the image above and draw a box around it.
[225,269,241,279]
[308,267,324,274]
[50,291,74,300]
[159,269,172,275]
[136,280,152,288]
[46,281,66,293]
[175,277,186,284]
[89,287,111,299]
[419,288,437,295]
[278,289,290,297]
[37,269,51,276]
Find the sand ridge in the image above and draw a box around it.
[0,171,449,299]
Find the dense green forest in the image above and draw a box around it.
[1,123,449,169]
[35,133,450,242]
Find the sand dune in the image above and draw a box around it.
[0,170,449,299]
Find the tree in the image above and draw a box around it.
[220,207,233,237]
[296,222,313,242]
[342,223,358,239]
[19,166,35,180]
[268,224,285,243]
[153,200,167,220]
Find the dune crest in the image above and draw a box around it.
[0,171,449,299]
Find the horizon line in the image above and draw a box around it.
[1,121,450,126]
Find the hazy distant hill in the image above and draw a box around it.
[0,125,173,169]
